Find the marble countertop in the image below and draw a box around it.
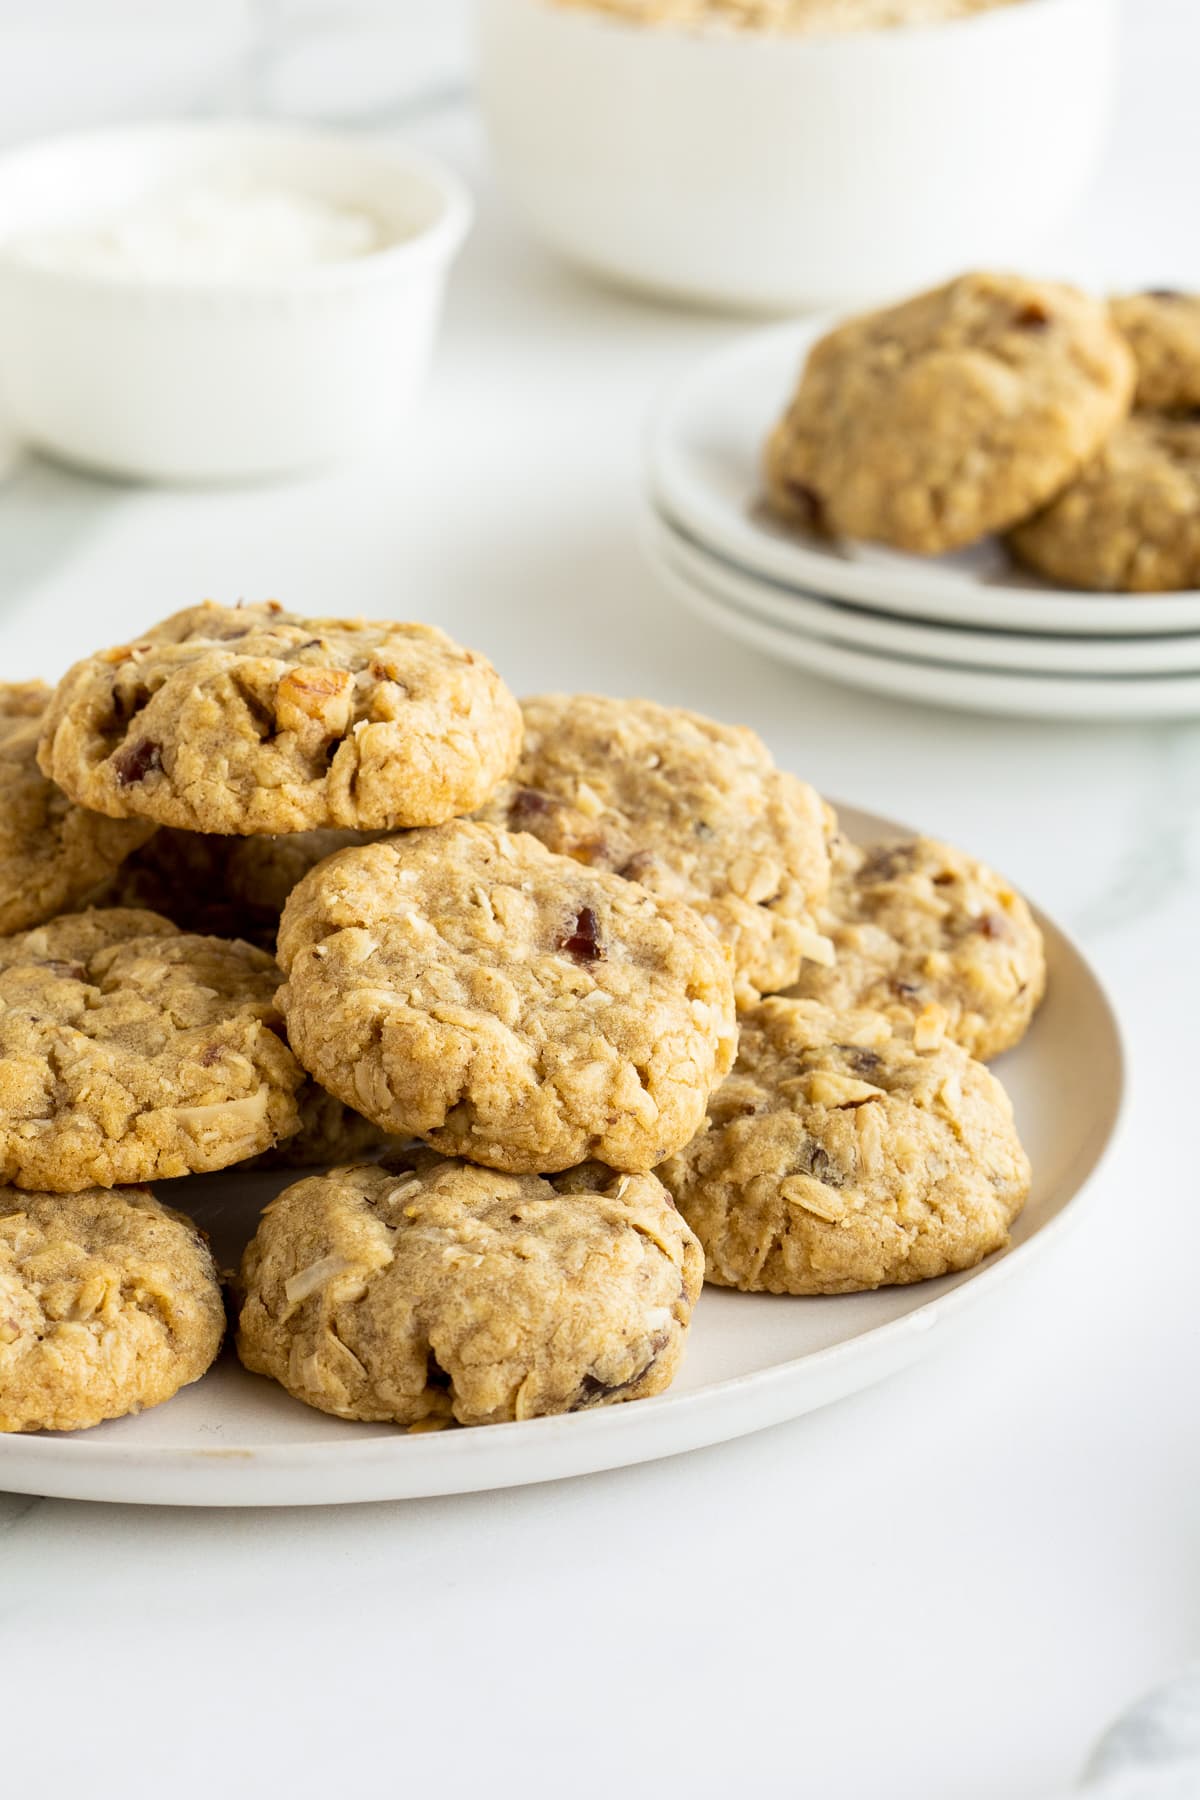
[2,8,1198,1797]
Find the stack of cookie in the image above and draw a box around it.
[0,600,1040,1437]
[1011,289,1200,592]
[765,270,1200,593]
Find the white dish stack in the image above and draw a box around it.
[645,323,1200,723]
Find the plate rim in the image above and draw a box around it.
[649,506,1200,679]
[651,544,1200,721]
[0,803,1126,1506]
[646,318,1200,639]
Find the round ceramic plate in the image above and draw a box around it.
[0,803,1123,1508]
[650,542,1200,721]
[649,508,1200,679]
[647,320,1200,639]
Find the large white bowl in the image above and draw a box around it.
[0,122,472,482]
[477,0,1118,312]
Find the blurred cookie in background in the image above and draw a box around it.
[1111,289,1200,414]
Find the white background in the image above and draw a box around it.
[0,4,1198,1797]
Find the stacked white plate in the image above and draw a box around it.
[645,321,1200,722]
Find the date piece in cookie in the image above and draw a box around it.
[791,834,1045,1061]
[277,822,737,1174]
[0,909,303,1191]
[1009,415,1200,592]
[1110,290,1200,414]
[764,272,1134,554]
[478,693,832,1001]
[37,601,523,836]
[0,1186,224,1433]
[237,1149,702,1427]
[0,680,153,938]
[658,997,1030,1296]
[94,825,383,950]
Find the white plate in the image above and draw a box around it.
[648,320,1200,639]
[651,543,1200,721]
[0,804,1123,1508]
[649,508,1200,679]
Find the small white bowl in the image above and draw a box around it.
[0,122,472,482]
[477,0,1118,313]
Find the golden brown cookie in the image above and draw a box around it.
[1009,414,1200,592]
[93,825,382,950]
[237,1149,701,1427]
[0,909,303,1190]
[0,680,152,937]
[477,693,832,1001]
[0,1186,224,1432]
[765,272,1134,553]
[37,601,523,835]
[791,834,1045,1059]
[252,1080,392,1170]
[657,997,1030,1295]
[276,821,737,1174]
[1111,290,1200,413]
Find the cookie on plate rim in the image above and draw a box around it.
[657,995,1031,1296]
[1110,289,1200,414]
[0,1185,224,1434]
[764,270,1135,555]
[1008,414,1200,593]
[237,1148,702,1427]
[791,832,1045,1060]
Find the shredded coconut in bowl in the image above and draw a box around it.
[549,0,1028,35]
[10,182,388,282]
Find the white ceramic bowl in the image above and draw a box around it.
[0,122,472,482]
[477,0,1118,313]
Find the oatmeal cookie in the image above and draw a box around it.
[37,601,523,835]
[0,680,152,937]
[0,1185,224,1433]
[254,1080,392,1170]
[658,997,1030,1295]
[764,272,1134,554]
[0,909,303,1191]
[1111,290,1200,413]
[477,694,832,1000]
[1009,414,1200,591]
[277,822,737,1174]
[94,825,382,950]
[792,834,1045,1060]
[237,1149,701,1427]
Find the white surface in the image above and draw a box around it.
[649,317,1200,635]
[2,7,1200,1797]
[0,123,471,480]
[477,0,1116,310]
[650,526,1200,719]
[0,803,1121,1508]
[1077,1665,1200,1798]
[650,508,1200,676]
